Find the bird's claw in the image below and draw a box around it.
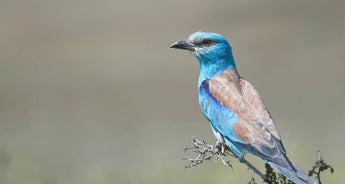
[215,141,229,154]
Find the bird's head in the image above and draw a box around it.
[170,31,236,78]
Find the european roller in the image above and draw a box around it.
[170,31,315,184]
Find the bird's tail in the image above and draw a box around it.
[268,160,316,184]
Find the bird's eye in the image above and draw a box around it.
[200,39,216,47]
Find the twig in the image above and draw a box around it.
[183,137,226,168]
[308,151,334,184]
[239,156,267,183]
[183,136,267,182]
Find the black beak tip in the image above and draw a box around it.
[169,40,195,51]
[170,40,185,49]
[169,42,178,48]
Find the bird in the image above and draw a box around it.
[170,31,315,184]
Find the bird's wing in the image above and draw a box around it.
[208,70,286,159]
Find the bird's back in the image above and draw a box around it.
[199,69,281,149]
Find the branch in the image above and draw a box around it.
[183,136,267,182]
[184,138,335,184]
[183,137,229,168]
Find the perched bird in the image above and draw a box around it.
[170,31,315,184]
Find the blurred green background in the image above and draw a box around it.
[0,0,344,183]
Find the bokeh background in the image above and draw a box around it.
[0,0,344,183]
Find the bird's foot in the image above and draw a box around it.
[215,141,229,154]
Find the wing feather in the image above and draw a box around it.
[208,69,285,157]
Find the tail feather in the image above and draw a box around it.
[268,161,315,184]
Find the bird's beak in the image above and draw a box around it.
[170,40,196,51]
